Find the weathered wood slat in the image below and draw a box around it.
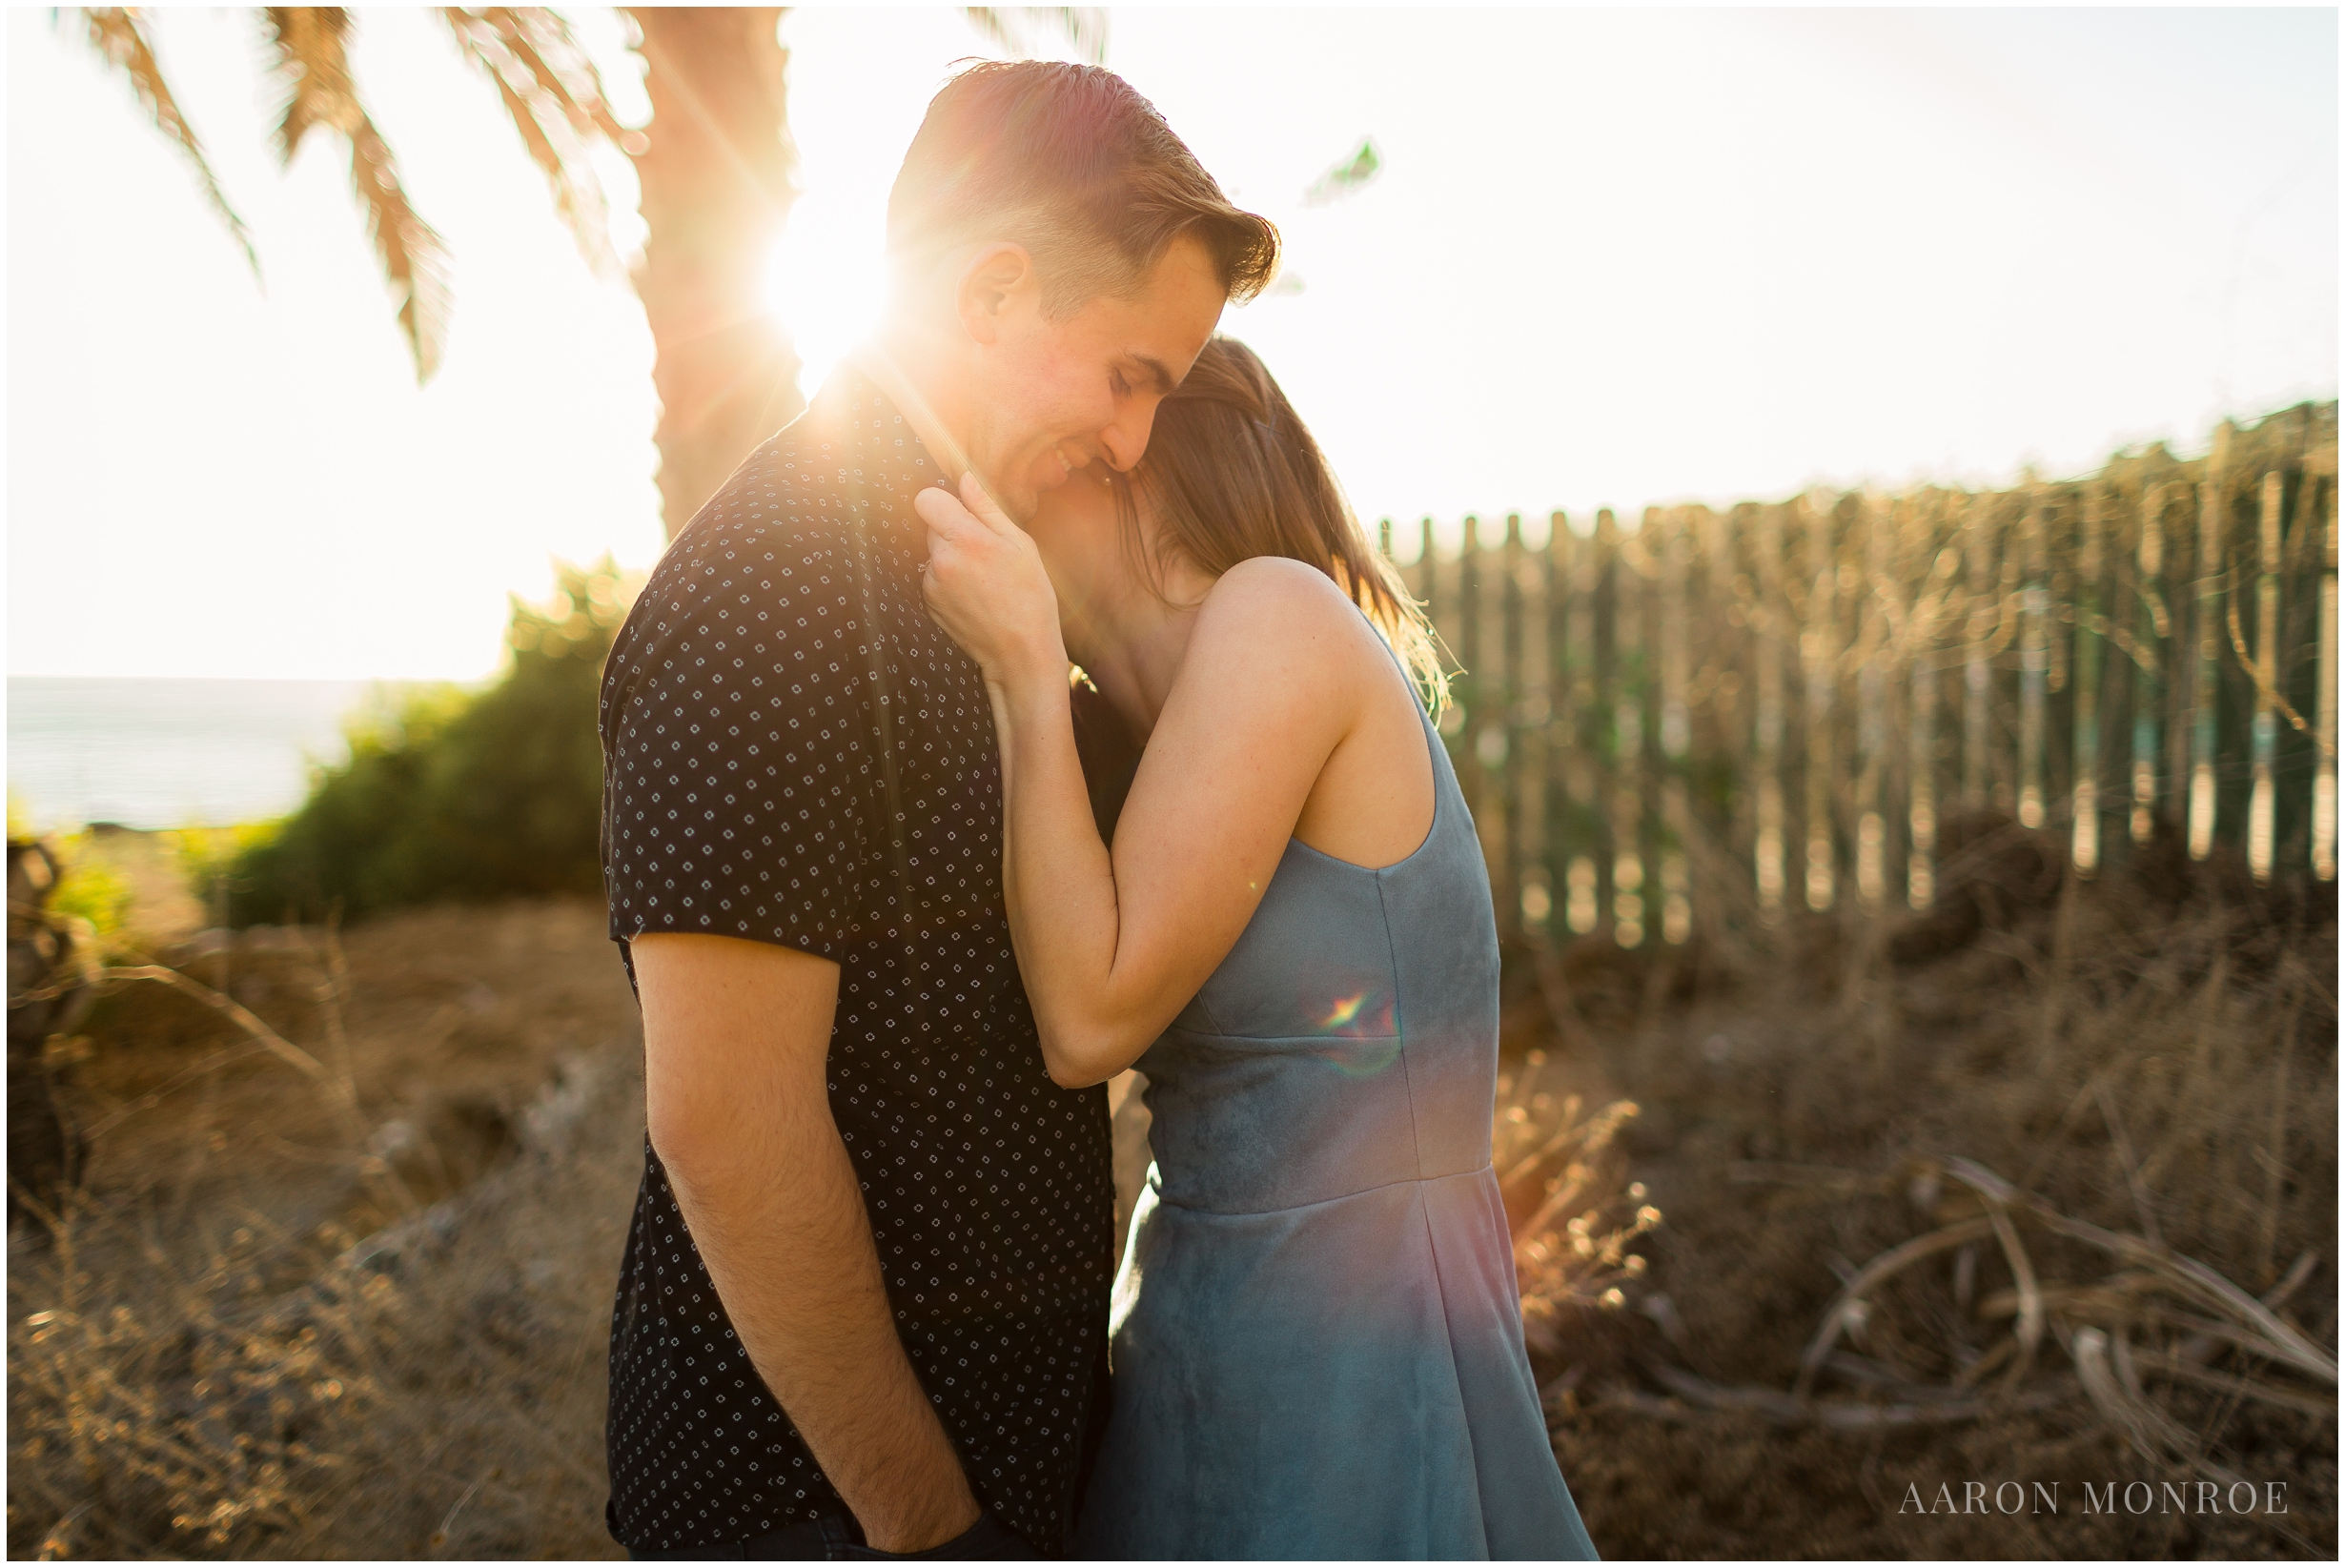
[1513,515,1553,934]
[2072,485,2105,876]
[1660,509,1693,941]
[1855,495,1889,908]
[2019,488,2049,831]
[1755,503,1788,919]
[2132,481,2169,845]
[2319,483,2339,882]
[2188,426,2231,859]
[1612,511,1648,947]
[1802,492,1838,912]
[2249,471,2285,883]
[1907,496,1943,908]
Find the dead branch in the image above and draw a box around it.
[1792,1216,1996,1400]
[1942,1156,2336,1387]
[2131,1347,2337,1419]
[1638,1359,2071,1430]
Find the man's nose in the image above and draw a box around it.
[1096,398,1161,474]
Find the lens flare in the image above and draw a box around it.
[1316,1036,1403,1079]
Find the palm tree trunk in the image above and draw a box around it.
[624,8,802,540]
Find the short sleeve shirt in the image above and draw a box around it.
[597,365,1114,1555]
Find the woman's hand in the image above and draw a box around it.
[915,472,1068,699]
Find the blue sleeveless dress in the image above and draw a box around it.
[1071,669,1601,1560]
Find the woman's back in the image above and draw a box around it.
[1074,669,1599,1560]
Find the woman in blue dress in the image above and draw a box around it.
[915,338,1599,1561]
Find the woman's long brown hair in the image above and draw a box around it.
[1120,337,1448,712]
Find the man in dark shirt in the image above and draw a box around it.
[598,63,1275,1558]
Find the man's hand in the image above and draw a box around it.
[633,932,982,1553]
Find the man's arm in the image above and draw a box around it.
[632,932,982,1553]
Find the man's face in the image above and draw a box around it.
[961,235,1224,519]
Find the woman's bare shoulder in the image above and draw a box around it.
[1192,557,1372,654]
[1174,560,1400,726]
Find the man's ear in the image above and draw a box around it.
[955,243,1037,347]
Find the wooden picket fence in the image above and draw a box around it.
[1387,401,2339,947]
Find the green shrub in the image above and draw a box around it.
[227,560,636,925]
[161,821,283,925]
[46,840,133,936]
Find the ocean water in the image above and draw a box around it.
[7,677,394,830]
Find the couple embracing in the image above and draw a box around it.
[597,60,1599,1562]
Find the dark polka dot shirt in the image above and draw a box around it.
[597,365,1114,1557]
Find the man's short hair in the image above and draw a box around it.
[887,61,1279,316]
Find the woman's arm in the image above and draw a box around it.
[918,477,1367,1086]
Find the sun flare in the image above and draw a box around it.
[762,191,887,404]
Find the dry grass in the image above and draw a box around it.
[1517,814,2337,1558]
[8,896,639,1559]
[8,1054,638,1558]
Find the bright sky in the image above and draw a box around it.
[8,6,2336,682]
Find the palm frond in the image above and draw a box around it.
[965,7,1108,65]
[346,117,454,382]
[76,8,259,278]
[439,7,622,278]
[263,8,451,382]
[263,6,360,161]
[481,8,630,143]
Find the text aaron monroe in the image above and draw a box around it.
[1900,1480,2292,1517]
